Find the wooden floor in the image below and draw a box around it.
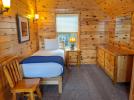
[39,64,129,100]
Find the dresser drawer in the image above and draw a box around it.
[98,58,105,67]
[105,53,115,66]
[98,49,105,58]
[108,65,114,79]
[105,63,114,79]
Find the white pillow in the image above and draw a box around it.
[44,39,59,50]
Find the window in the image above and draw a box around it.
[56,14,79,49]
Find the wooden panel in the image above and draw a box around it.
[104,52,115,80]
[95,0,134,16]
[117,56,133,82]
[104,13,134,53]
[37,0,108,64]
[97,48,105,68]
[129,58,134,100]
[0,0,39,99]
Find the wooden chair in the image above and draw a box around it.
[2,57,42,100]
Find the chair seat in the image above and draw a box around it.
[11,79,40,93]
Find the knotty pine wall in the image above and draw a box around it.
[95,0,134,50]
[0,0,39,99]
[95,0,134,17]
[0,0,39,59]
[106,14,134,50]
[37,0,108,64]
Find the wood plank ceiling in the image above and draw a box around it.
[95,0,134,16]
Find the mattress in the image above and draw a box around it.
[22,63,63,78]
[21,49,64,78]
[32,49,65,60]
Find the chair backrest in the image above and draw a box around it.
[3,57,23,88]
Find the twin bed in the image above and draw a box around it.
[21,49,65,94]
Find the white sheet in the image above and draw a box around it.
[22,63,63,78]
[22,49,64,78]
[32,49,65,60]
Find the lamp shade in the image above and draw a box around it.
[34,14,39,20]
[2,0,11,8]
[69,37,76,43]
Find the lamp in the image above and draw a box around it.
[34,0,39,21]
[0,0,10,14]
[69,37,76,50]
[34,13,39,20]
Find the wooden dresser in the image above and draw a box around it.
[97,45,134,83]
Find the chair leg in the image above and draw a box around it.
[12,93,16,100]
[58,77,62,94]
[30,92,35,100]
[36,86,42,100]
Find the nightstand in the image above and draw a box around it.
[66,49,81,67]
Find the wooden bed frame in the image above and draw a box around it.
[36,41,65,94]
[40,76,63,94]
[21,63,63,94]
[37,43,66,94]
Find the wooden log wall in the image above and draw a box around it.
[95,0,134,50]
[37,0,108,64]
[0,0,39,99]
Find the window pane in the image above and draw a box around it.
[56,15,78,32]
[58,33,77,49]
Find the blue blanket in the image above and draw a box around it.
[20,56,64,67]
[21,56,64,77]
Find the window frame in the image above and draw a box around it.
[55,13,80,50]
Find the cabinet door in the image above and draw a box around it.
[129,59,134,100]
[117,56,133,82]
[97,48,105,68]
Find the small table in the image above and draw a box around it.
[66,49,81,67]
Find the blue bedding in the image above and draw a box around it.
[21,56,64,66]
[21,56,64,77]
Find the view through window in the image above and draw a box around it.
[56,14,79,49]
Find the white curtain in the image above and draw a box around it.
[56,14,79,32]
